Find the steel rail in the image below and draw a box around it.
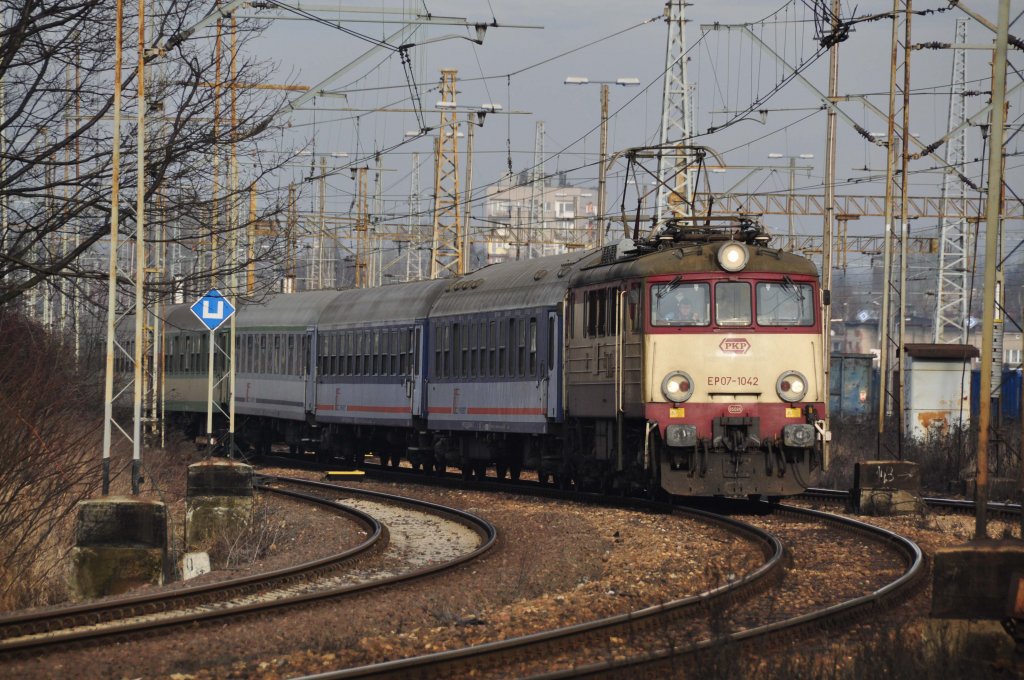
[0,482,382,643]
[294,505,786,680]
[0,478,495,656]
[801,486,1022,516]
[526,502,926,678]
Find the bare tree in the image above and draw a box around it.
[0,0,296,311]
[0,309,99,608]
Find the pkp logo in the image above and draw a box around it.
[719,337,750,354]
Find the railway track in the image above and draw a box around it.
[296,499,786,680]
[273,477,923,679]
[0,477,495,657]
[799,486,1022,516]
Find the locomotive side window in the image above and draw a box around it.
[715,282,752,326]
[568,292,575,339]
[585,290,597,337]
[607,290,618,335]
[756,281,815,326]
[629,283,642,332]
[651,283,710,326]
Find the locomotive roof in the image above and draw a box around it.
[317,278,450,327]
[570,240,819,286]
[429,249,598,316]
[233,290,341,330]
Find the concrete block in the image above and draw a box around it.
[69,497,168,600]
[854,460,922,515]
[75,496,167,547]
[187,459,253,498]
[932,539,1024,619]
[921,619,1016,668]
[965,477,1022,503]
[69,546,165,599]
[185,494,254,552]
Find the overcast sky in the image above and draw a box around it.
[242,0,1023,248]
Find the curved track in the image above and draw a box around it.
[287,488,922,680]
[0,477,495,657]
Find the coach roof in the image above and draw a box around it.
[318,278,450,327]
[430,249,597,316]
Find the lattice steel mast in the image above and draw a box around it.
[430,68,462,278]
[934,19,970,344]
[655,0,695,222]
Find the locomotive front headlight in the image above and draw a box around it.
[776,370,808,403]
[717,242,749,272]
[661,371,694,403]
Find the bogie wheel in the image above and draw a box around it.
[474,461,488,480]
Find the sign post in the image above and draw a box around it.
[190,289,236,455]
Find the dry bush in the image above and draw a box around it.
[0,309,103,609]
[823,414,1016,496]
[209,499,284,569]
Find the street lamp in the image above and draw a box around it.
[564,75,640,247]
[768,153,814,250]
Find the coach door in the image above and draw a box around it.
[546,311,561,420]
[304,326,317,416]
[410,327,425,417]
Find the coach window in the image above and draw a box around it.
[332,333,340,376]
[447,323,455,378]
[355,332,362,376]
[756,281,815,326]
[389,330,397,376]
[368,331,376,376]
[507,318,517,376]
[491,319,499,376]
[452,323,461,377]
[478,321,486,376]
[436,329,444,379]
[516,318,526,376]
[363,331,371,376]
[375,330,382,376]
[497,321,506,377]
[461,323,470,378]
[344,332,352,375]
[529,318,538,375]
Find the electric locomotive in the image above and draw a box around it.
[561,219,828,497]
